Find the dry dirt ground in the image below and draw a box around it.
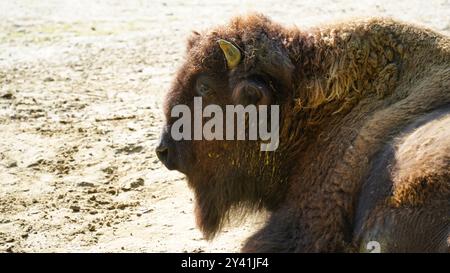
[0,0,449,253]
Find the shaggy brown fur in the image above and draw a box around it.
[157,14,450,252]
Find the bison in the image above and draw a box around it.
[156,14,450,252]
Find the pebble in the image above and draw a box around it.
[6,160,17,168]
[77,181,95,187]
[70,205,80,212]
[130,178,144,188]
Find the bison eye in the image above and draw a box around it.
[196,82,213,97]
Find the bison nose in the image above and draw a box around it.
[155,129,178,170]
[155,143,169,163]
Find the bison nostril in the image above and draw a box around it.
[155,145,169,162]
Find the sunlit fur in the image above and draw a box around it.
[162,14,450,252]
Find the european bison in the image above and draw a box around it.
[156,14,450,252]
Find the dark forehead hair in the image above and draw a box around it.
[164,13,295,118]
[184,13,288,74]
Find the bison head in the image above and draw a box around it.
[156,14,299,238]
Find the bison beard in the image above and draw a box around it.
[157,14,450,252]
[189,139,292,239]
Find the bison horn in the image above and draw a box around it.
[218,39,241,69]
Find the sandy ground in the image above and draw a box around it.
[0,0,449,253]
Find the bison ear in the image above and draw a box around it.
[218,39,242,69]
[232,79,272,106]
